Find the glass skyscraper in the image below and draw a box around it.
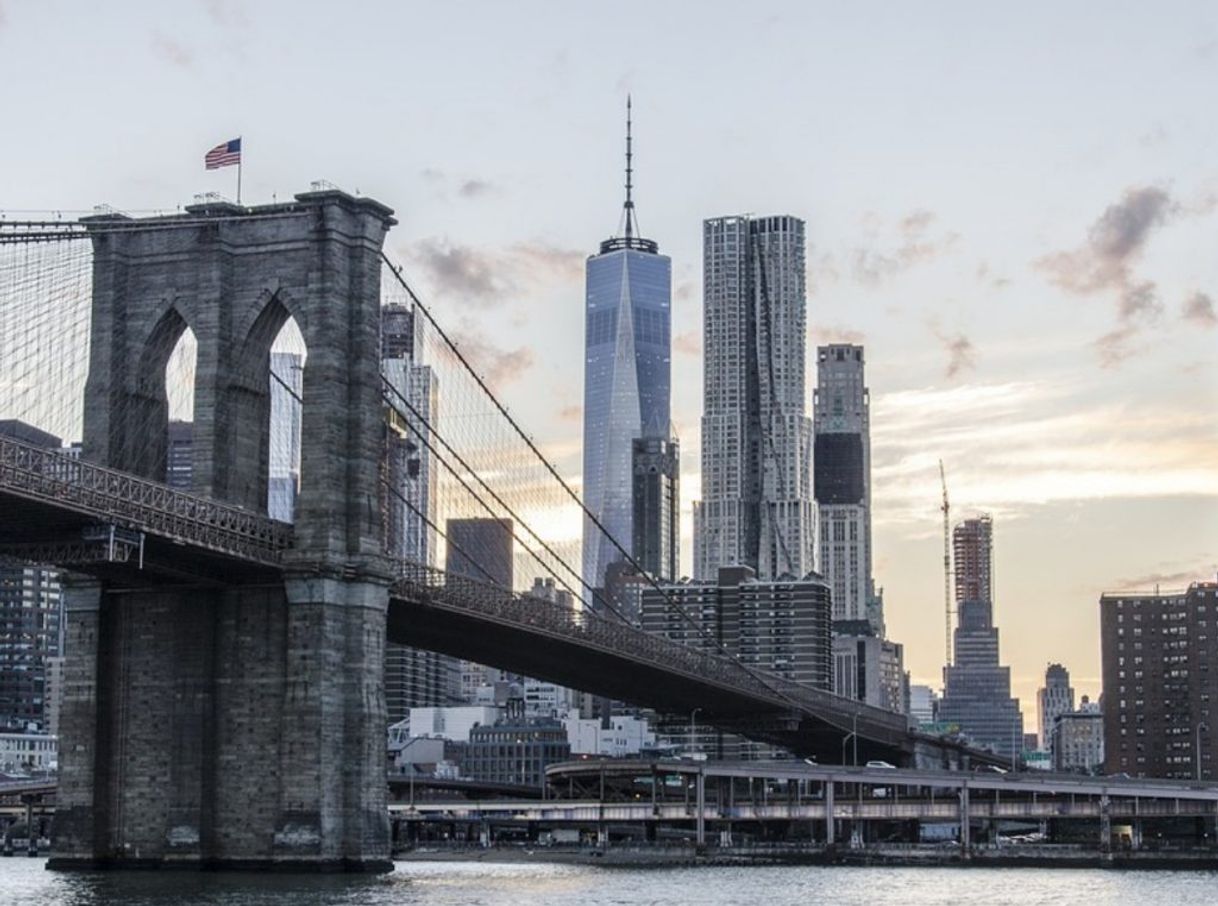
[581,101,672,592]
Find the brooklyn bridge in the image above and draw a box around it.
[0,190,982,871]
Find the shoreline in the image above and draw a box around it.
[395,845,1218,871]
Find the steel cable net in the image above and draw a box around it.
[0,233,93,447]
[378,256,582,606]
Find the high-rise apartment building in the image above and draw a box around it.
[640,566,832,689]
[694,214,814,581]
[632,435,679,581]
[1100,581,1218,779]
[447,517,516,699]
[0,421,65,733]
[813,344,874,626]
[381,305,456,721]
[937,516,1024,760]
[582,101,672,592]
[953,515,993,607]
[1037,663,1075,750]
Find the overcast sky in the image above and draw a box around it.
[2,0,1216,725]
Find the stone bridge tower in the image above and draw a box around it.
[51,190,397,871]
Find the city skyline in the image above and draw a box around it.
[1,2,1216,721]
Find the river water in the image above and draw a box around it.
[3,857,1217,905]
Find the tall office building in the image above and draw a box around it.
[381,305,439,569]
[381,305,456,722]
[447,517,516,699]
[632,434,679,581]
[582,99,672,592]
[813,344,875,627]
[0,421,65,733]
[166,419,194,491]
[1100,580,1218,779]
[267,352,303,521]
[694,214,814,581]
[1037,662,1075,750]
[937,516,1024,760]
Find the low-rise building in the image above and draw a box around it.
[0,732,57,773]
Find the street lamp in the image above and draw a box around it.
[841,712,859,766]
[689,707,702,757]
[1197,722,1209,781]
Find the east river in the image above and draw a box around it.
[4,858,1218,905]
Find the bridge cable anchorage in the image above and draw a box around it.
[381,377,617,622]
[381,381,603,617]
[380,254,847,729]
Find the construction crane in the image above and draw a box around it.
[939,460,953,668]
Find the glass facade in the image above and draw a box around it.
[582,247,671,591]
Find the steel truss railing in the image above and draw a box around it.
[392,563,908,745]
[0,436,291,565]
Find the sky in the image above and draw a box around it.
[2,0,1216,729]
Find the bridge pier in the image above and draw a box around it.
[824,781,835,849]
[959,782,971,859]
[48,190,398,872]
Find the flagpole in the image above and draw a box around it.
[236,136,243,205]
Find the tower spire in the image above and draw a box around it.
[624,94,635,240]
[599,94,657,254]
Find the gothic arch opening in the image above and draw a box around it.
[163,324,197,489]
[267,317,306,522]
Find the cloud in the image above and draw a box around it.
[410,239,506,304]
[851,209,959,286]
[674,330,701,356]
[1183,292,1217,328]
[458,179,496,199]
[559,404,581,423]
[405,238,583,311]
[448,323,535,388]
[202,0,248,28]
[1093,325,1140,368]
[930,326,975,378]
[150,30,193,68]
[674,280,697,302]
[869,381,1218,532]
[1036,186,1180,365]
[1037,186,1173,302]
[1111,567,1214,592]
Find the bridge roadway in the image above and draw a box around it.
[1,435,947,762]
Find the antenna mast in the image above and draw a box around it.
[940,460,953,667]
[624,95,634,241]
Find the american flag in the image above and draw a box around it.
[204,138,241,170]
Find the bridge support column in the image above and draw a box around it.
[695,768,706,849]
[825,781,835,849]
[959,783,971,859]
[1099,794,1112,858]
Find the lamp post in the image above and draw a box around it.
[1197,722,1209,781]
[689,707,702,757]
[841,712,859,766]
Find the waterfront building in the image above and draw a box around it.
[632,434,680,581]
[937,516,1024,760]
[1037,663,1075,751]
[1052,697,1104,774]
[693,214,814,581]
[1100,580,1218,779]
[831,620,905,715]
[563,714,656,757]
[0,731,57,773]
[582,99,672,592]
[464,695,571,787]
